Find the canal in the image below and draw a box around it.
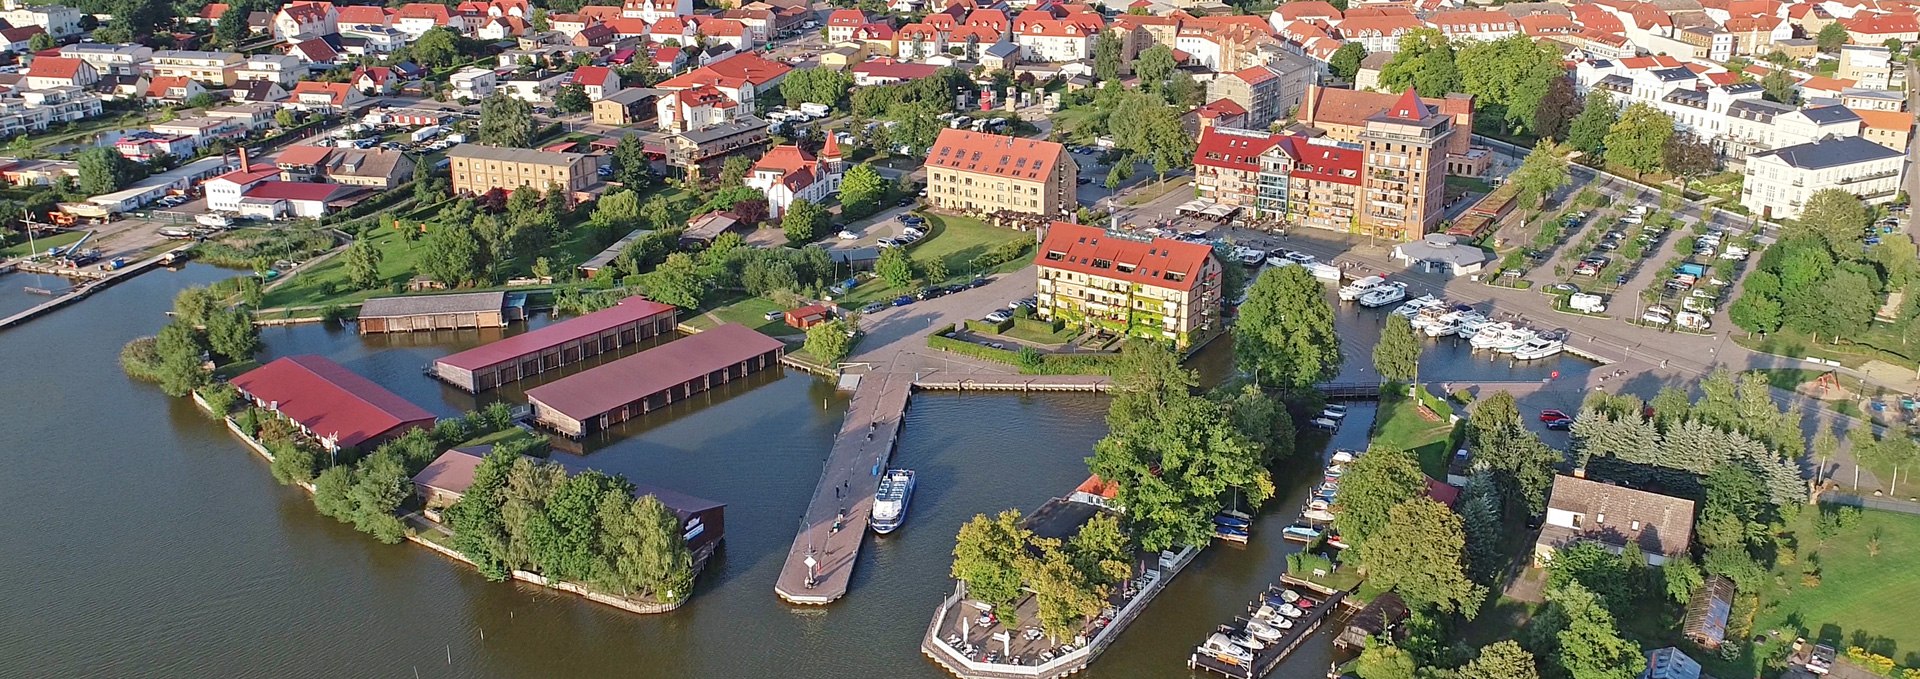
[0,264,1586,678]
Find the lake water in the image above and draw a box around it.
[0,264,1569,678]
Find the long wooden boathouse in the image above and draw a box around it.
[525,323,784,438]
[430,296,677,393]
[356,291,526,335]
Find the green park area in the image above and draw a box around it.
[1369,384,1460,477]
[834,212,1032,307]
[0,230,85,259]
[257,223,425,310]
[1743,506,1920,671]
[682,294,803,337]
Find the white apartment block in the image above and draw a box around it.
[58,43,152,76]
[1,1,81,38]
[1741,136,1904,220]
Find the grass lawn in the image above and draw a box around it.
[0,230,84,258]
[683,295,804,337]
[834,212,1032,307]
[1746,368,1879,398]
[1446,176,1494,194]
[458,426,548,453]
[1002,321,1078,345]
[1734,329,1920,372]
[258,222,420,309]
[1744,506,1920,669]
[1369,385,1458,477]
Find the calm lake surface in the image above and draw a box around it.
[0,264,1569,677]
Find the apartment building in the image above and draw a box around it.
[0,1,80,38]
[1192,127,1285,209]
[1034,221,1222,350]
[449,67,497,100]
[0,86,101,137]
[923,128,1078,220]
[1838,45,1898,91]
[1356,89,1455,241]
[1211,62,1311,131]
[151,50,246,87]
[59,43,152,77]
[1740,136,1904,220]
[236,54,308,88]
[1296,85,1483,177]
[666,116,769,175]
[447,144,598,199]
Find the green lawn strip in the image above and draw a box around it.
[836,213,1033,308]
[686,295,803,336]
[1,230,85,258]
[1370,387,1456,478]
[258,224,424,309]
[1733,330,1920,372]
[457,427,548,453]
[1747,506,1920,662]
[1001,321,1078,345]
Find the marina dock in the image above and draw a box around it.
[1188,585,1347,679]
[913,375,1112,392]
[0,244,193,333]
[774,372,913,604]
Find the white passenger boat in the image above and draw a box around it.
[1511,336,1565,361]
[1453,313,1491,338]
[870,469,915,534]
[1468,322,1513,350]
[1489,327,1536,353]
[1338,275,1387,302]
[1391,294,1441,317]
[1358,282,1408,308]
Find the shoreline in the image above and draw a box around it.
[192,390,696,617]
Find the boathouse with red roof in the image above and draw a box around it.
[430,296,678,393]
[525,323,784,438]
[230,355,436,451]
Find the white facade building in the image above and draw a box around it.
[1741,136,1904,219]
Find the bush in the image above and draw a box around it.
[1012,316,1064,334]
[926,329,1119,375]
[119,336,163,382]
[198,383,241,417]
[268,442,319,486]
[1450,388,1475,404]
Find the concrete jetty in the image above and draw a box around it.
[0,244,193,332]
[775,372,914,604]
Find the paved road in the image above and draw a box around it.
[845,267,1034,379]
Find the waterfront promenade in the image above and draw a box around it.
[776,372,913,604]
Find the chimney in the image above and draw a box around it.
[238,146,251,171]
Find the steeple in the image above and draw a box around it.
[821,132,843,175]
[1384,87,1431,122]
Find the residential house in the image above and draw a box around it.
[499,71,568,102]
[1838,45,1899,91]
[1013,10,1102,63]
[744,135,843,219]
[447,143,599,199]
[1841,12,1919,45]
[1535,474,1696,567]
[236,181,367,219]
[394,2,453,37]
[58,43,151,77]
[0,24,46,52]
[1854,108,1913,153]
[142,76,207,103]
[114,132,198,162]
[1192,126,1286,209]
[569,65,620,100]
[1033,221,1222,349]
[1297,84,1483,178]
[620,0,687,24]
[287,81,366,113]
[449,67,497,100]
[350,65,402,95]
[151,50,245,86]
[924,128,1077,220]
[1212,63,1308,131]
[22,57,98,91]
[0,1,80,38]
[593,87,661,126]
[205,102,280,132]
[274,1,339,42]
[205,163,282,212]
[230,80,289,104]
[1741,135,1904,219]
[336,4,392,33]
[851,58,939,86]
[826,9,867,43]
[236,54,308,88]
[318,147,416,188]
[654,52,790,110]
[665,116,769,174]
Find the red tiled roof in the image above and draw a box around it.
[413,447,488,495]
[1037,221,1214,290]
[656,52,790,90]
[230,355,435,448]
[572,65,614,86]
[396,3,452,21]
[1853,107,1913,131]
[1800,75,1854,91]
[1193,127,1281,173]
[337,5,390,24]
[524,323,783,421]
[1843,11,1920,34]
[853,58,940,80]
[1286,137,1363,186]
[275,145,333,167]
[292,81,352,104]
[1273,0,1342,21]
[925,128,1068,181]
[26,57,86,80]
[1075,474,1119,500]
[210,164,280,186]
[827,8,866,25]
[243,181,350,201]
[436,296,677,370]
[1195,97,1247,118]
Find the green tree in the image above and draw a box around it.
[553,84,591,113]
[172,286,220,327]
[1546,582,1643,679]
[1760,68,1798,104]
[780,67,853,108]
[214,5,251,45]
[1234,265,1342,389]
[719,154,753,188]
[1332,448,1426,552]
[1817,22,1849,52]
[1136,44,1176,88]
[151,321,210,397]
[783,197,828,242]
[600,492,694,600]
[1459,641,1540,679]
[204,307,259,363]
[1363,498,1486,615]
[1510,140,1571,209]
[77,146,136,195]
[1566,91,1616,155]
[591,188,641,232]
[478,93,535,148]
[1602,103,1672,178]
[1355,642,1420,679]
[1090,392,1273,552]
[1468,391,1561,514]
[803,317,856,364]
[1092,31,1123,83]
[28,32,52,51]
[446,444,520,579]
[642,252,707,308]
[1023,538,1106,639]
[1534,74,1580,141]
[1662,132,1718,193]
[344,235,384,290]
[876,245,913,288]
[1793,188,1870,248]
[612,135,653,188]
[1068,513,1131,586]
[952,509,1032,609]
[419,216,486,286]
[1373,314,1421,383]
[839,163,886,217]
[1329,42,1368,82]
[1164,71,1201,107]
[1661,555,1704,605]
[1378,28,1459,97]
[1545,540,1638,615]
[412,27,461,68]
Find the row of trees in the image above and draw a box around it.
[950,510,1131,638]
[1376,31,1568,138]
[120,285,262,397]
[444,441,695,601]
[1730,188,1915,343]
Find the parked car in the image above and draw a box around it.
[763,310,784,321]
[861,302,886,314]
[985,310,1011,323]
[1544,418,1575,431]
[838,230,859,240]
[1539,409,1571,423]
[891,295,914,307]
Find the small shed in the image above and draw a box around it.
[412,445,492,520]
[1334,592,1409,649]
[1682,576,1735,649]
[785,304,831,329]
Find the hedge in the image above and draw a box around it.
[1012,316,1064,334]
[925,329,1120,376]
[966,318,1013,334]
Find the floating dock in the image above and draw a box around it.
[1188,585,1347,679]
[774,372,912,604]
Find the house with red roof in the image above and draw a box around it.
[1843,11,1920,43]
[273,1,339,43]
[745,134,843,219]
[654,52,790,110]
[1013,10,1102,62]
[655,84,738,133]
[236,180,368,219]
[1192,126,1286,208]
[350,65,400,95]
[394,3,453,37]
[288,81,365,113]
[569,65,620,100]
[1033,221,1222,349]
[700,18,754,51]
[1429,9,1519,41]
[141,76,205,103]
[1189,98,1248,132]
[23,57,97,90]
[230,355,436,451]
[287,36,341,64]
[336,5,392,32]
[205,163,282,211]
[1333,13,1423,53]
[895,22,947,59]
[827,9,868,42]
[1268,0,1341,28]
[0,26,45,53]
[851,57,939,86]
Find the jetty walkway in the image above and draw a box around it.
[0,244,193,332]
[775,372,1114,604]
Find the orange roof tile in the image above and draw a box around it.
[1036,221,1214,290]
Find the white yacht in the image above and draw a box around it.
[1511,335,1565,361]
[1468,322,1514,350]
[1453,313,1491,338]
[1391,294,1441,317]
[870,469,915,534]
[1338,275,1387,302]
[1358,282,1408,308]
[1489,326,1536,353]
[1200,634,1255,666]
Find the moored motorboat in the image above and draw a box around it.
[1338,275,1388,302]
[1200,634,1255,666]
[1281,524,1322,542]
[1358,282,1408,308]
[870,469,915,534]
[1391,294,1441,317]
[1511,335,1565,361]
[1468,322,1514,350]
[1453,313,1491,338]
[1489,326,1536,353]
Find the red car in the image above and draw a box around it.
[1539,409,1571,422]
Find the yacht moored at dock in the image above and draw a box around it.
[1337,275,1387,302]
[871,469,916,534]
[1357,283,1407,308]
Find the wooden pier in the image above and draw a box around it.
[774,372,913,604]
[913,375,1112,393]
[1188,587,1348,679]
[0,244,192,333]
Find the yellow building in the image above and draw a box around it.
[1033,221,1222,349]
[447,144,598,201]
[149,50,245,87]
[924,128,1077,221]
